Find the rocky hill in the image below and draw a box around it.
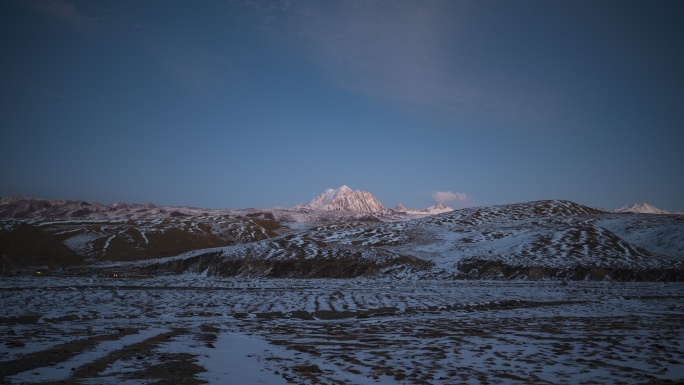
[0,221,83,272]
[0,211,283,271]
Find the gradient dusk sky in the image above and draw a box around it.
[1,0,682,211]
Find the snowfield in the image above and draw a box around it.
[1,276,683,384]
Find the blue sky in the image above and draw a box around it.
[1,0,682,211]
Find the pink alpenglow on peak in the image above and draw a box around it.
[308,186,387,213]
[394,202,454,214]
[426,202,455,213]
[615,203,674,215]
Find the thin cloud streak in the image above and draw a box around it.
[29,0,97,26]
[2,81,72,101]
[245,0,551,125]
[153,41,239,94]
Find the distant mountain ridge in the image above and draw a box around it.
[0,186,452,220]
[0,195,221,220]
[305,185,455,215]
[4,195,680,220]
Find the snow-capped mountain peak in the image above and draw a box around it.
[426,202,454,213]
[395,203,409,212]
[615,202,670,214]
[394,202,455,215]
[308,185,386,213]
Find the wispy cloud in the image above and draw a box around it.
[2,81,71,101]
[283,1,460,106]
[29,0,97,26]
[240,0,552,125]
[432,191,468,204]
[158,44,237,94]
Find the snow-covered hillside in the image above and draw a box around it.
[3,195,683,281]
[130,200,683,281]
[0,213,283,270]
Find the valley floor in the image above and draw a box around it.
[1,277,683,384]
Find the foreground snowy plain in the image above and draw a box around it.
[1,276,683,384]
